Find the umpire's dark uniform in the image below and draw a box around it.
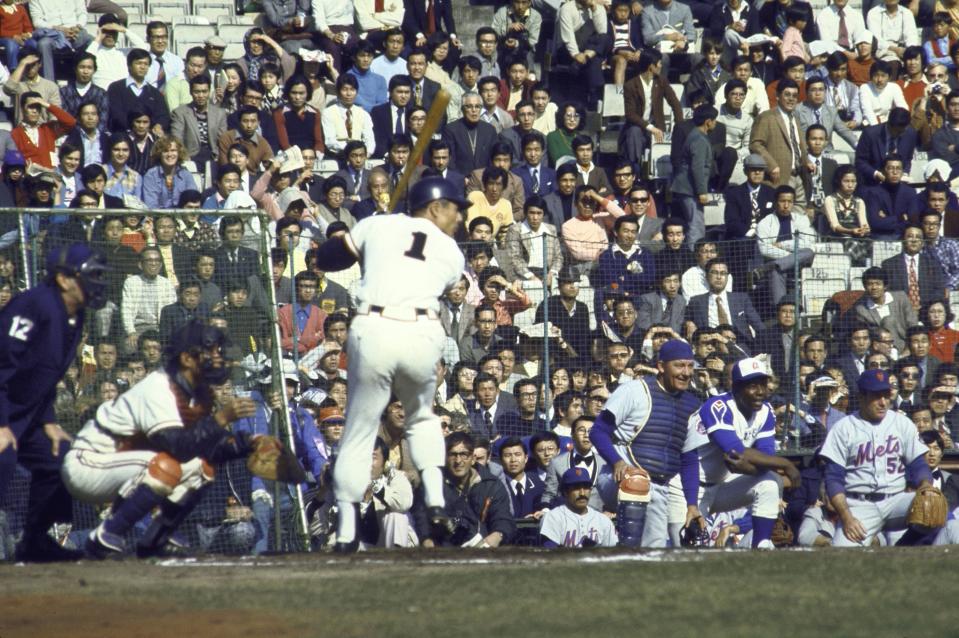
[0,281,84,560]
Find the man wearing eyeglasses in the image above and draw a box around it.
[912,63,950,148]
[121,246,177,353]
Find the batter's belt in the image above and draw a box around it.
[356,303,439,321]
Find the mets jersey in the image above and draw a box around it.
[819,411,927,495]
[347,214,465,312]
[683,393,776,485]
[540,505,618,547]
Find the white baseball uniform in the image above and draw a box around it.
[819,410,928,547]
[333,214,465,506]
[540,504,618,547]
[61,370,213,505]
[684,394,783,520]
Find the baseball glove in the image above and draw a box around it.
[907,485,948,532]
[771,515,794,547]
[246,435,307,483]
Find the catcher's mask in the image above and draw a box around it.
[167,320,232,385]
[46,243,110,310]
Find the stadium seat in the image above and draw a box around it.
[216,15,256,26]
[224,42,245,60]
[814,242,845,255]
[871,240,900,264]
[649,143,672,180]
[602,84,625,118]
[218,23,252,44]
[148,1,189,22]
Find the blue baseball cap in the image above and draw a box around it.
[731,356,771,387]
[857,368,891,394]
[561,466,593,488]
[658,339,694,363]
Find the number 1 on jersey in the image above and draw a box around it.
[404,231,427,261]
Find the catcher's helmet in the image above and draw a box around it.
[46,243,110,310]
[407,176,472,212]
[680,518,711,547]
[166,320,232,385]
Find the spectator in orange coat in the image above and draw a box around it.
[11,93,75,167]
[278,270,328,355]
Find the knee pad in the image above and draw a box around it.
[143,453,182,495]
[616,500,648,548]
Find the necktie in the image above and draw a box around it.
[716,295,730,326]
[837,7,850,49]
[483,410,493,433]
[664,297,674,320]
[345,107,353,138]
[156,57,166,89]
[450,305,459,337]
[572,454,591,466]
[833,85,843,109]
[887,135,897,154]
[813,158,824,207]
[777,213,792,242]
[394,107,404,135]
[783,332,793,372]
[788,115,801,172]
[515,482,524,497]
[908,256,921,310]
[414,82,423,106]
[814,109,822,124]
[353,170,361,192]
[749,188,759,218]
[531,167,539,192]
[426,0,437,34]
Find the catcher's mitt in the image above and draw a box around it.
[771,515,794,547]
[907,485,948,532]
[246,435,307,483]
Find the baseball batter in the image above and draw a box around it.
[682,357,800,548]
[820,369,936,547]
[0,244,107,562]
[314,176,468,552]
[62,321,258,558]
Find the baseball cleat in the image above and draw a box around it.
[15,534,84,563]
[85,528,126,560]
[427,507,453,543]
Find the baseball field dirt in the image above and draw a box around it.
[1,547,955,637]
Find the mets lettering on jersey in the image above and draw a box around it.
[819,411,927,494]
[540,505,618,547]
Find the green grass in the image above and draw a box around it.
[2,548,955,637]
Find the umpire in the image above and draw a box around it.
[590,340,702,547]
[0,244,108,561]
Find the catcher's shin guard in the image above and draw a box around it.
[136,485,209,557]
[616,500,649,547]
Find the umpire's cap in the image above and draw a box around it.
[408,177,472,212]
[46,243,110,309]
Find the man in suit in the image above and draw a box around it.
[405,48,441,112]
[468,372,517,438]
[505,194,563,286]
[671,89,736,192]
[543,163,577,230]
[440,275,475,344]
[882,224,947,310]
[862,153,923,240]
[63,102,108,167]
[672,105,717,249]
[225,81,280,152]
[795,76,859,151]
[824,51,864,128]
[213,216,259,290]
[637,269,686,334]
[370,74,412,159]
[171,75,228,168]
[748,78,807,207]
[499,100,539,162]
[723,153,775,291]
[543,416,606,510]
[402,0,457,50]
[753,185,817,306]
[512,131,555,198]
[332,141,372,208]
[459,305,504,365]
[802,124,838,221]
[640,0,698,79]
[107,48,170,135]
[494,378,548,438]
[853,267,919,351]
[827,322,872,411]
[443,93,498,175]
[930,91,959,176]
[685,256,763,349]
[756,299,798,382]
[854,107,918,186]
[158,277,209,346]
[497,436,546,519]
[622,48,684,166]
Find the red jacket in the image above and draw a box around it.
[11,104,76,168]
[0,5,33,38]
[277,302,327,354]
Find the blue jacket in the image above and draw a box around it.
[594,244,656,311]
[862,183,922,239]
[142,165,198,209]
[0,282,83,433]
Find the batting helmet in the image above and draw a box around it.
[45,243,110,309]
[407,177,472,212]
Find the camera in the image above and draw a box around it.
[932,82,946,95]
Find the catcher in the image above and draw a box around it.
[62,321,300,559]
[820,369,947,547]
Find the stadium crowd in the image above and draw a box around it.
[3,0,959,555]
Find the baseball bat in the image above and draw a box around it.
[388,88,452,213]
